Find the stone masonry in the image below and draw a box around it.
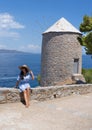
[0,84,92,104]
[41,32,82,86]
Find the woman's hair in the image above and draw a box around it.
[20,67,29,80]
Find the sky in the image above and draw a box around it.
[0,0,92,54]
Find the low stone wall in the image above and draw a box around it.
[0,84,92,104]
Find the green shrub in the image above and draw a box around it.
[82,68,92,83]
[37,74,41,85]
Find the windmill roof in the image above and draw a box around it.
[43,17,81,34]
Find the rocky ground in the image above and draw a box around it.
[0,93,92,130]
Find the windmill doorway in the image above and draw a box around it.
[73,59,79,74]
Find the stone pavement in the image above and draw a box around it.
[0,93,92,130]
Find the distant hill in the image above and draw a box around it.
[0,49,28,53]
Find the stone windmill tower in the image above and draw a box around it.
[41,17,84,86]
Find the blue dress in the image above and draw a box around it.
[17,72,32,92]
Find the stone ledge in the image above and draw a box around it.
[0,84,92,104]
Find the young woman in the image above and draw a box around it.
[16,65,34,108]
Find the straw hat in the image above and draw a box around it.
[18,65,30,72]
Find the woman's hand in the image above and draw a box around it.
[14,86,18,89]
[15,81,19,88]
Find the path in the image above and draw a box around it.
[0,93,92,130]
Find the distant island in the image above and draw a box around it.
[0,49,29,53]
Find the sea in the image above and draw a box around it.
[0,53,41,88]
[0,53,92,88]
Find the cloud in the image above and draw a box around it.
[0,44,6,49]
[0,13,25,38]
[20,44,41,53]
[0,13,25,29]
[82,46,86,55]
[0,30,19,38]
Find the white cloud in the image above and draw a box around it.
[0,44,7,49]
[0,13,25,29]
[82,46,86,55]
[0,30,19,38]
[0,13,25,38]
[20,44,41,53]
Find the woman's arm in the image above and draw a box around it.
[15,75,20,88]
[30,71,34,80]
[16,81,19,87]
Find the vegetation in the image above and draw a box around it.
[79,15,92,54]
[82,68,92,83]
[79,15,92,83]
[37,74,41,85]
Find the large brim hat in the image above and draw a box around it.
[18,65,30,72]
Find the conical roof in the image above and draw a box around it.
[43,17,81,34]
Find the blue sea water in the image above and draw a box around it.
[0,53,91,88]
[82,55,92,69]
[0,53,41,88]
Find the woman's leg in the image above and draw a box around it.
[23,90,29,107]
[26,87,30,106]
